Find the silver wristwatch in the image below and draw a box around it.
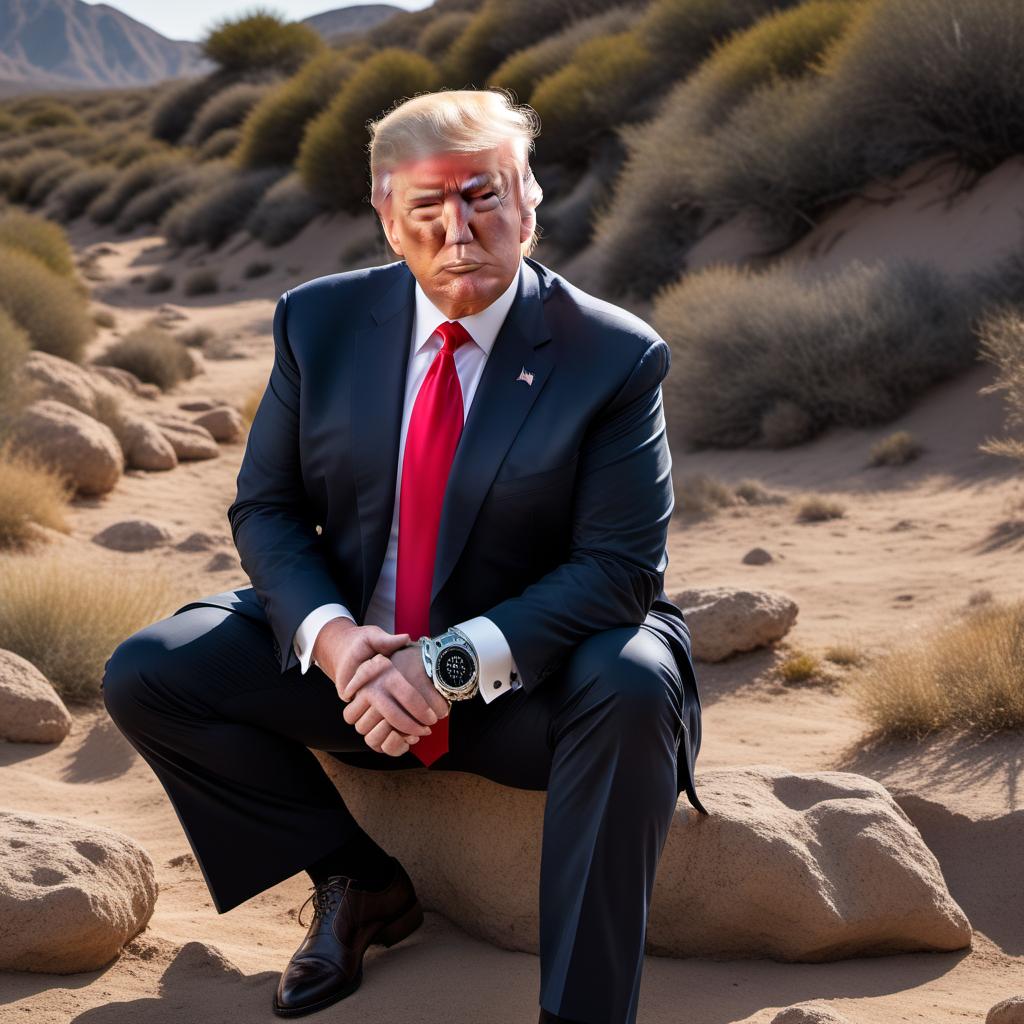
[419,626,479,701]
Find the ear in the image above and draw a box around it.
[378,212,404,257]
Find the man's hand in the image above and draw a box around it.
[315,618,450,757]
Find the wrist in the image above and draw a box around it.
[312,615,357,670]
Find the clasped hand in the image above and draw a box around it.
[314,618,451,757]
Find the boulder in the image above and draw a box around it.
[193,405,244,443]
[989,996,1024,1024]
[92,519,173,552]
[0,810,158,973]
[742,546,773,565]
[19,350,115,418]
[118,414,178,471]
[153,414,219,460]
[771,1005,850,1024]
[7,399,123,496]
[0,649,72,744]
[671,586,798,661]
[90,364,161,400]
[315,758,971,962]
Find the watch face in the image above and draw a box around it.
[436,646,475,689]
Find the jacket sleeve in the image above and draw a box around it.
[226,290,349,673]
[483,334,675,695]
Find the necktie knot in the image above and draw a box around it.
[435,320,474,355]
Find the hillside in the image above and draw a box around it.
[0,0,209,92]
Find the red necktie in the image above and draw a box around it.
[394,320,473,765]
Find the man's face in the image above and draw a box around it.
[377,143,530,320]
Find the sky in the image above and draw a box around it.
[83,0,432,43]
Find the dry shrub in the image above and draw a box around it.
[183,269,221,296]
[297,48,440,214]
[48,164,120,222]
[977,306,1024,461]
[0,547,177,703]
[655,258,976,450]
[184,81,272,146]
[93,324,195,390]
[245,172,323,246]
[0,207,76,278]
[796,495,845,521]
[850,598,1024,738]
[869,430,924,466]
[0,438,72,549]
[162,165,283,249]
[0,245,96,361]
[234,49,361,169]
[488,6,640,102]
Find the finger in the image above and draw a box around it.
[367,628,415,654]
[380,729,414,758]
[353,705,384,737]
[373,687,435,736]
[341,652,390,703]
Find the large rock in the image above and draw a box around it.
[315,758,971,962]
[7,399,123,496]
[118,413,178,471]
[671,586,799,661]
[0,649,72,744]
[153,414,219,460]
[989,996,1024,1024]
[19,350,116,418]
[0,810,158,973]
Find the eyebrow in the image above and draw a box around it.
[407,172,499,201]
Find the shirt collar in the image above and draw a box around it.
[412,258,523,357]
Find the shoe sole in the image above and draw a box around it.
[270,899,425,1018]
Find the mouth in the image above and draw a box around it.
[442,260,483,273]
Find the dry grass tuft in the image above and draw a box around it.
[850,597,1024,738]
[0,438,73,549]
[869,430,924,466]
[796,495,845,522]
[0,547,178,703]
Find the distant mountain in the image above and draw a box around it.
[0,0,211,93]
[301,4,402,43]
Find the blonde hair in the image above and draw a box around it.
[368,87,545,258]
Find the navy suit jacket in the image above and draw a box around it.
[218,255,706,814]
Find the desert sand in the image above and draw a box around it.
[2,165,1023,1022]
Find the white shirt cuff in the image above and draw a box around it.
[293,602,356,674]
[455,615,521,703]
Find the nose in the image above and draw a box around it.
[442,196,474,246]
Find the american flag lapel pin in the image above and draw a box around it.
[516,366,535,386]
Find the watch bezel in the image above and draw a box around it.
[420,629,479,699]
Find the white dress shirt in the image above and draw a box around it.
[292,259,525,704]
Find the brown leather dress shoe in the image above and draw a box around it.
[272,857,424,1017]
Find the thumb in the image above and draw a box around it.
[368,628,415,652]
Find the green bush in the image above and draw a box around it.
[184,81,273,146]
[0,209,76,278]
[0,111,20,136]
[87,152,189,224]
[297,48,441,213]
[48,164,119,222]
[245,172,323,245]
[93,324,195,390]
[162,165,285,249]
[653,258,979,449]
[202,9,324,75]
[234,49,361,169]
[0,245,95,362]
[92,130,175,167]
[1,150,79,204]
[487,6,640,102]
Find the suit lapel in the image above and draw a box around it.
[350,259,555,620]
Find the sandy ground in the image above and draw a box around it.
[1,178,1023,1023]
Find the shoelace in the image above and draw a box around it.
[297,875,352,928]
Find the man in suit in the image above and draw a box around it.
[101,87,707,1024]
